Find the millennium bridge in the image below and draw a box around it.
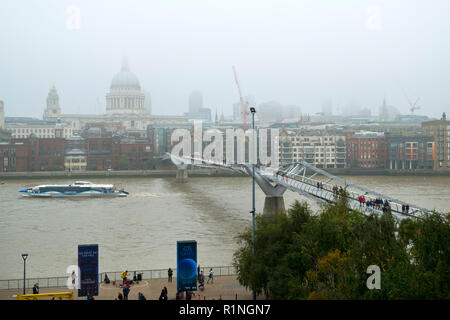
[168,153,435,220]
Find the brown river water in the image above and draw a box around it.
[0,175,449,279]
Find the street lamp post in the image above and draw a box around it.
[21,253,28,295]
[250,107,256,300]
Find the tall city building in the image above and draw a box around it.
[186,90,212,121]
[106,58,145,115]
[233,95,255,121]
[0,100,4,129]
[43,86,61,120]
[322,100,332,116]
[189,91,203,113]
[144,91,152,115]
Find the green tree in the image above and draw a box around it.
[118,154,130,170]
[233,197,450,300]
[147,157,157,169]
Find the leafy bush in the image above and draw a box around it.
[233,198,450,299]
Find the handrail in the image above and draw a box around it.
[0,265,237,291]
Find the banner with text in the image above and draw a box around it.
[177,240,197,292]
[78,244,99,297]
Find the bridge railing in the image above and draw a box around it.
[274,171,409,217]
[99,265,236,284]
[0,265,237,291]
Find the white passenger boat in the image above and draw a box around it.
[19,181,129,198]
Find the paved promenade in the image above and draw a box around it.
[0,275,255,300]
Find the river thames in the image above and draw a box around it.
[0,175,449,279]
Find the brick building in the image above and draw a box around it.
[117,138,153,170]
[86,137,115,170]
[345,131,387,168]
[85,136,153,170]
[0,140,29,172]
[35,137,66,171]
[0,136,66,172]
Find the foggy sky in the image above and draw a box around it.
[1,0,449,119]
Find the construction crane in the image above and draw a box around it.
[400,84,421,114]
[408,97,421,114]
[232,65,249,129]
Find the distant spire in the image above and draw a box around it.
[121,56,130,72]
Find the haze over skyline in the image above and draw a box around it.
[1,0,449,119]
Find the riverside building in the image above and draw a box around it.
[279,127,346,168]
[421,113,450,171]
[345,131,387,169]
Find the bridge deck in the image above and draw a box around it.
[168,154,435,219]
[265,172,412,220]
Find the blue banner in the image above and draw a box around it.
[177,240,197,292]
[78,244,99,297]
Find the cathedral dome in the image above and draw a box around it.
[110,60,141,91]
[106,58,145,115]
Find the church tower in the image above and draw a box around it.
[43,85,61,120]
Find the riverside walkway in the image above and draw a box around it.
[0,266,254,300]
[0,275,252,300]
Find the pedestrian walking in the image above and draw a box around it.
[168,268,173,283]
[71,271,76,289]
[207,268,214,284]
[123,284,130,300]
[121,270,128,285]
[32,283,39,294]
[117,293,123,301]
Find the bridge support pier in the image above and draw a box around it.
[252,170,287,216]
[263,196,285,216]
[176,167,188,183]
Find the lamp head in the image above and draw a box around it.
[22,253,28,260]
[250,107,256,114]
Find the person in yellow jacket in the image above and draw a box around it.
[121,270,128,284]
